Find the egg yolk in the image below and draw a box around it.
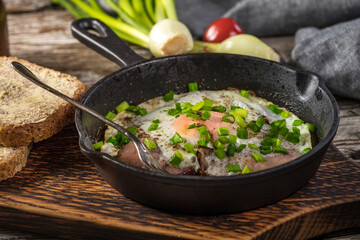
[171,111,236,144]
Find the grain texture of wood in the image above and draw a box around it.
[0,124,359,240]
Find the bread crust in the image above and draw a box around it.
[0,145,30,181]
[0,56,86,147]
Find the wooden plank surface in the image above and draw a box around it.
[2,0,360,239]
[0,124,359,240]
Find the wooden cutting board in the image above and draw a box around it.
[0,124,359,240]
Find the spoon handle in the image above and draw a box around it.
[10,61,166,173]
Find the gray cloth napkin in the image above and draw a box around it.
[176,0,360,100]
[292,18,360,100]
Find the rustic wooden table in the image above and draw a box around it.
[1,1,359,239]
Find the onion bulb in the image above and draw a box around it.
[149,19,193,57]
[217,34,280,62]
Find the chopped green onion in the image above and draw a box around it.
[268,104,283,115]
[227,143,236,156]
[247,122,260,133]
[242,165,252,174]
[271,119,286,130]
[175,102,182,111]
[169,132,183,144]
[184,143,196,154]
[203,99,214,108]
[293,119,303,126]
[144,138,157,150]
[302,147,311,154]
[236,144,247,152]
[256,117,265,129]
[115,126,136,146]
[169,151,183,168]
[127,105,148,116]
[260,145,271,150]
[237,128,248,139]
[211,106,227,112]
[181,102,193,113]
[305,123,315,132]
[218,136,229,144]
[197,125,207,134]
[92,141,103,150]
[215,148,226,160]
[273,146,288,154]
[286,132,300,144]
[188,82,198,92]
[192,101,204,112]
[252,151,267,163]
[108,136,118,146]
[187,123,196,129]
[218,127,229,136]
[229,134,237,145]
[225,164,241,172]
[116,101,129,112]
[164,90,174,102]
[261,149,272,155]
[222,114,235,124]
[262,136,273,146]
[105,111,116,120]
[197,139,209,147]
[167,108,181,116]
[236,108,248,118]
[240,89,249,98]
[127,126,137,136]
[186,112,200,120]
[201,111,211,120]
[280,111,290,118]
[148,122,159,131]
[279,127,289,137]
[152,119,160,124]
[292,127,301,136]
[248,143,259,150]
[214,139,225,150]
[235,115,246,128]
[272,138,282,147]
[269,128,278,138]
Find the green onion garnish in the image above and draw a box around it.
[218,127,229,136]
[237,128,248,139]
[105,111,116,120]
[271,119,286,130]
[280,111,290,118]
[268,104,283,115]
[302,147,311,154]
[187,123,196,129]
[197,125,207,134]
[262,136,273,146]
[201,111,211,121]
[192,101,205,112]
[256,117,265,129]
[203,99,214,109]
[108,136,118,146]
[227,143,236,156]
[197,139,209,147]
[272,138,282,147]
[175,102,182,111]
[184,143,196,154]
[261,145,271,150]
[144,138,157,150]
[292,127,301,136]
[148,122,159,131]
[211,106,227,112]
[92,141,103,150]
[293,119,303,126]
[252,151,267,163]
[152,119,160,124]
[214,139,225,150]
[169,151,183,168]
[279,127,289,137]
[225,164,241,172]
[186,112,200,120]
[188,82,198,92]
[218,136,229,144]
[261,149,272,155]
[116,101,129,113]
[222,114,235,124]
[242,165,252,174]
[305,123,315,132]
[169,132,183,144]
[236,144,247,152]
[248,122,260,133]
[127,105,148,116]
[115,126,137,146]
[240,89,249,98]
[235,115,246,128]
[167,108,181,116]
[248,143,259,150]
[229,134,237,145]
[269,128,278,138]
[215,148,226,160]
[286,132,300,144]
[181,102,193,113]
[164,90,174,102]
[273,146,288,154]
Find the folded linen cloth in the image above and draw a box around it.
[292,18,360,100]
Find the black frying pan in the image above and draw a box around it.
[71,18,339,214]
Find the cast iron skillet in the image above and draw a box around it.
[72,18,339,214]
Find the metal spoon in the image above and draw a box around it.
[11,61,167,174]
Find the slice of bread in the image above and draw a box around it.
[0,145,31,181]
[0,56,86,147]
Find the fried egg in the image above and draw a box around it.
[101,89,313,176]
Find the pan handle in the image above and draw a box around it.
[71,18,145,68]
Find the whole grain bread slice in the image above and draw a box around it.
[0,145,31,181]
[0,56,86,147]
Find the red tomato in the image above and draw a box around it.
[202,18,244,43]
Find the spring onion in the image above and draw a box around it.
[302,147,311,154]
[240,90,249,98]
[105,111,116,120]
[273,146,288,154]
[306,123,315,132]
[127,105,148,116]
[148,122,159,131]
[227,143,236,156]
[116,101,130,112]
[222,114,235,124]
[256,117,265,129]
[280,111,290,118]
[108,136,119,146]
[201,111,211,120]
[169,151,183,168]
[187,123,196,129]
[248,143,259,150]
[261,149,272,155]
[164,90,174,102]
[169,132,183,144]
[192,101,205,112]
[203,99,214,109]
[218,127,229,136]
[211,106,227,112]
[144,138,157,150]
[218,136,229,144]
[247,122,260,133]
[92,141,103,150]
[184,143,196,154]
[229,134,237,145]
[225,164,241,172]
[242,165,252,174]
[215,148,226,160]
[237,128,248,139]
[293,119,303,126]
[268,104,282,115]
[214,139,225,150]
[236,144,246,152]
[252,151,267,163]
[188,82,198,92]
